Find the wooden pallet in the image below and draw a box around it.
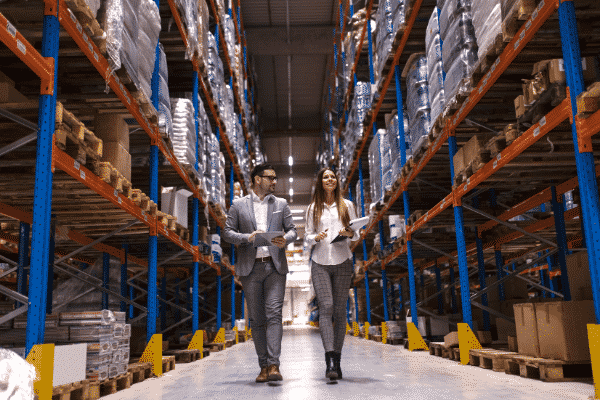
[407,210,424,226]
[429,342,450,358]
[162,355,176,372]
[98,372,132,397]
[485,135,507,159]
[469,348,518,372]
[576,81,600,118]
[64,0,104,50]
[387,337,404,346]
[518,83,567,125]
[52,378,100,400]
[504,355,593,382]
[93,162,132,198]
[471,33,506,84]
[55,102,103,165]
[163,349,201,363]
[225,339,235,348]
[127,362,153,384]
[372,334,382,342]
[130,189,156,215]
[501,0,537,43]
[209,342,225,352]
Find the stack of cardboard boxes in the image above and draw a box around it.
[0,70,29,103]
[94,114,131,182]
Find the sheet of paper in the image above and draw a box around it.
[253,231,285,247]
[330,216,370,243]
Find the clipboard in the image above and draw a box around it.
[253,231,285,247]
[330,216,370,243]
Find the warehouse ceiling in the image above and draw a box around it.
[241,0,338,210]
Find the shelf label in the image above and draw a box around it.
[533,127,540,137]
[532,8,539,22]
[76,22,82,34]
[539,116,546,127]
[6,21,16,38]
[93,52,99,62]
[118,196,122,205]
[79,169,85,180]
[525,20,532,32]
[74,160,80,170]
[16,39,25,55]
[114,189,118,197]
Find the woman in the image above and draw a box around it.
[305,168,359,380]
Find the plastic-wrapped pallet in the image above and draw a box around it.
[171,98,198,168]
[439,0,478,104]
[174,0,199,60]
[83,0,102,17]
[99,0,123,71]
[405,54,431,153]
[472,0,502,60]
[386,111,410,180]
[197,0,210,66]
[368,129,392,204]
[157,44,173,139]
[136,0,161,100]
[426,7,446,126]
[374,0,406,83]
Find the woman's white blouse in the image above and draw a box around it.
[305,198,360,266]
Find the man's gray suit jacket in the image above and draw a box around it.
[222,193,297,277]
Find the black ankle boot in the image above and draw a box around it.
[325,351,338,380]
[332,352,342,379]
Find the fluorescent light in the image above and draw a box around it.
[292,216,303,220]
[288,155,293,166]
[289,188,294,196]
[289,177,293,183]
[290,209,304,214]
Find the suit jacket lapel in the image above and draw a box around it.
[266,196,274,231]
[247,195,257,231]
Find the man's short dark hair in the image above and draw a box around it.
[251,163,274,185]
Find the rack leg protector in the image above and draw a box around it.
[141,334,163,376]
[407,322,428,351]
[588,324,600,399]
[458,323,482,365]
[188,330,204,359]
[26,343,54,400]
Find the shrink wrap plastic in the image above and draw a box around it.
[174,0,199,60]
[472,0,502,60]
[426,7,446,124]
[158,44,173,139]
[100,0,123,71]
[406,55,431,153]
[171,98,198,168]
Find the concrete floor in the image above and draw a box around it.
[104,326,595,400]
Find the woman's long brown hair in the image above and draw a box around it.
[310,167,350,230]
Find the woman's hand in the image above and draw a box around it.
[339,227,354,238]
[315,229,328,242]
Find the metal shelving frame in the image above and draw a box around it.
[334,0,600,350]
[0,0,250,354]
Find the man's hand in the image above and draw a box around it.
[271,236,286,248]
[249,230,265,243]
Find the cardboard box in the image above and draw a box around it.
[514,95,529,119]
[102,141,131,181]
[508,336,518,352]
[535,300,595,362]
[161,187,193,229]
[463,135,487,165]
[534,57,600,86]
[453,146,465,174]
[566,251,593,301]
[444,331,459,348]
[0,82,28,103]
[476,331,492,345]
[94,113,130,149]
[513,302,540,357]
[429,316,451,337]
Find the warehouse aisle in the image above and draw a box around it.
[103,326,594,400]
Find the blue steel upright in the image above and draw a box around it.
[395,65,419,329]
[217,271,222,330]
[241,291,245,319]
[161,276,167,332]
[494,248,506,301]
[382,269,389,321]
[26,0,60,355]
[46,216,56,315]
[147,0,161,342]
[192,66,201,332]
[434,265,444,315]
[448,133,473,328]
[16,222,30,308]
[358,159,371,324]
[559,1,600,321]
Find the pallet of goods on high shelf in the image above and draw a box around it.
[403,53,430,158]
[576,81,600,119]
[171,0,210,68]
[438,0,478,115]
[367,128,393,208]
[98,0,161,124]
[515,57,600,125]
[384,109,410,189]
[470,0,504,77]
[373,0,407,87]
[55,102,103,167]
[451,134,491,188]
[157,44,173,140]
[426,6,446,130]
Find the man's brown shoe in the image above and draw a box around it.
[256,367,269,383]
[267,365,283,381]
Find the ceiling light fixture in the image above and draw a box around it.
[289,177,293,183]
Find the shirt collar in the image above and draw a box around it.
[252,190,272,203]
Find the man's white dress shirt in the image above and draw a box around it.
[252,190,271,259]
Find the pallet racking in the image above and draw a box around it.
[328,0,600,358]
[0,0,255,357]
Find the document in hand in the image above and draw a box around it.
[253,231,285,247]
[330,216,370,243]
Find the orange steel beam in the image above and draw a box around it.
[344,0,423,191]
[166,0,246,196]
[0,12,54,94]
[206,0,251,144]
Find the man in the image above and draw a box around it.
[223,163,297,382]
